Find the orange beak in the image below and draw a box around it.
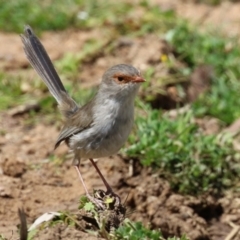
[132,76,145,83]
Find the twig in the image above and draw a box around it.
[18,208,28,240]
[225,221,240,240]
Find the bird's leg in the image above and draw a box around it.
[89,158,121,205]
[74,165,90,196]
[73,157,91,195]
[89,158,112,193]
[74,163,105,209]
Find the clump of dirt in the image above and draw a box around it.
[1,158,26,178]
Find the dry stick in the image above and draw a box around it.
[9,102,40,116]
[225,221,240,240]
[18,208,28,240]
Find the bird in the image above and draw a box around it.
[21,26,145,204]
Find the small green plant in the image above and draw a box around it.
[0,234,7,240]
[115,221,162,240]
[0,0,176,35]
[115,220,189,240]
[126,103,240,194]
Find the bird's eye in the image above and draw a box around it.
[118,76,124,81]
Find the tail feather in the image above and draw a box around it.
[21,25,66,104]
[21,25,78,117]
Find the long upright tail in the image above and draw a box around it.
[21,25,78,117]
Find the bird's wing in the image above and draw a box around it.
[55,126,82,149]
[54,98,95,149]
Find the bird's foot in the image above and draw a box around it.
[87,189,121,211]
[86,193,105,209]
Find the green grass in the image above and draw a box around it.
[0,0,176,35]
[1,0,237,34]
[0,73,24,109]
[0,0,78,32]
[166,23,240,124]
[126,103,240,194]
[115,221,188,240]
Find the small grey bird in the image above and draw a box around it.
[21,26,144,201]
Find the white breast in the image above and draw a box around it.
[69,97,134,159]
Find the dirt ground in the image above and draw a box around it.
[1,1,240,239]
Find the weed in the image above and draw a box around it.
[0,73,25,110]
[115,220,189,240]
[0,234,7,240]
[126,103,240,194]
[0,0,78,32]
[166,22,240,124]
